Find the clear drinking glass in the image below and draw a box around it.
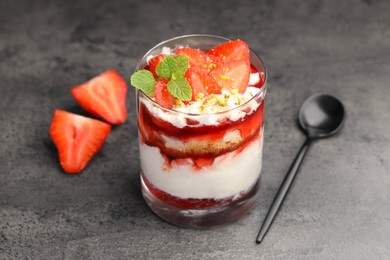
[134,34,267,228]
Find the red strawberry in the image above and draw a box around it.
[185,67,221,100]
[207,39,250,63]
[148,54,165,78]
[49,110,111,174]
[175,47,220,72]
[184,67,207,100]
[71,70,127,125]
[175,47,207,69]
[154,79,176,109]
[210,60,250,93]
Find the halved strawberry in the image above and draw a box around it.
[185,67,221,100]
[210,60,250,93]
[175,47,220,72]
[71,70,127,125]
[184,67,207,100]
[154,79,176,109]
[49,110,111,174]
[148,54,165,78]
[175,47,208,69]
[207,39,250,63]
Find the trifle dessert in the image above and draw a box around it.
[131,35,266,227]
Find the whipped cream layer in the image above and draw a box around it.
[140,131,263,199]
[141,85,264,128]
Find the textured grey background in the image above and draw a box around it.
[1,0,390,259]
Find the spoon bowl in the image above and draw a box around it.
[299,94,345,139]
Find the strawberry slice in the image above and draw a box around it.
[175,47,208,69]
[71,70,127,125]
[175,47,220,72]
[49,110,111,174]
[154,79,176,109]
[185,67,222,99]
[211,60,250,93]
[184,67,207,100]
[148,54,165,78]
[207,39,250,63]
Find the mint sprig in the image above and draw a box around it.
[130,70,156,95]
[157,54,191,100]
[130,54,192,101]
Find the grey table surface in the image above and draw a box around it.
[1,0,390,259]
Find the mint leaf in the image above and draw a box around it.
[130,70,156,95]
[167,77,192,101]
[156,55,177,79]
[173,55,189,77]
[171,71,182,81]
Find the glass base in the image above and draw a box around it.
[141,174,259,228]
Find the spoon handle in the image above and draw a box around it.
[256,138,311,244]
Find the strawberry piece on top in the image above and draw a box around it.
[185,67,222,100]
[207,39,250,63]
[175,47,208,70]
[49,110,111,174]
[154,79,176,109]
[175,47,220,72]
[210,60,250,94]
[71,70,127,125]
[148,54,166,78]
[177,40,251,95]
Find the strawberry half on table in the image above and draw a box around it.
[49,110,111,174]
[71,70,127,125]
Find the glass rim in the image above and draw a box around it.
[134,34,267,117]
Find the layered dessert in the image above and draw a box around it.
[131,36,266,213]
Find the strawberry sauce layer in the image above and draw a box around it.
[138,100,264,159]
[142,172,251,209]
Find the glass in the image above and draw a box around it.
[134,34,267,228]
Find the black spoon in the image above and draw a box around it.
[256,93,345,244]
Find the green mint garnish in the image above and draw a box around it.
[130,54,192,101]
[167,77,192,101]
[156,54,189,79]
[130,70,156,95]
[173,55,189,77]
[171,71,182,81]
[156,55,177,79]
